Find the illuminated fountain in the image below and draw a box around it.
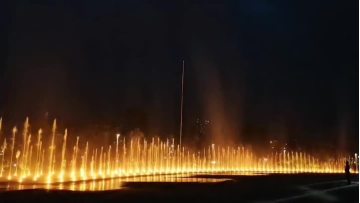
[0,118,357,186]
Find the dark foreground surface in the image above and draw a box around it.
[0,174,358,203]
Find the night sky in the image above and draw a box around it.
[1,1,358,152]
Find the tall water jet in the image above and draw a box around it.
[8,127,17,179]
[48,119,57,178]
[107,145,111,175]
[99,146,103,177]
[60,129,67,180]
[0,117,2,140]
[35,129,42,178]
[71,136,80,180]
[28,145,33,176]
[23,133,31,177]
[80,141,89,179]
[14,150,20,176]
[84,142,89,178]
[0,138,6,177]
[115,133,120,172]
[21,117,29,178]
[94,148,98,176]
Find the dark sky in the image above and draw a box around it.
[1,1,358,152]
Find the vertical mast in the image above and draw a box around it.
[180,60,184,146]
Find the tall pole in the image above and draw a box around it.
[180,60,184,146]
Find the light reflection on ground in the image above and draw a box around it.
[0,172,266,191]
